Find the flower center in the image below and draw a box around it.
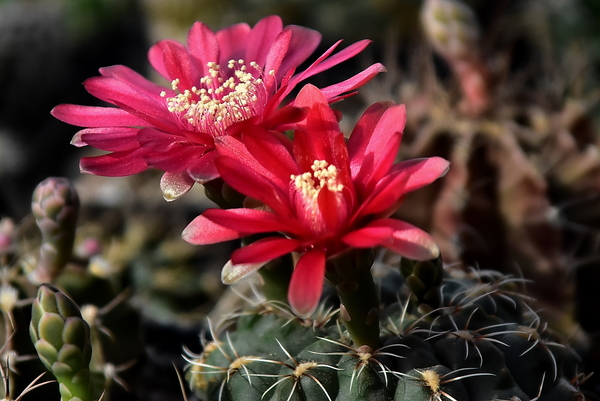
[161,60,271,136]
[291,160,344,200]
[290,160,345,235]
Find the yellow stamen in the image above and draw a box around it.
[163,59,266,135]
[290,160,344,200]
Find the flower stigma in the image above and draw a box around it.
[161,60,271,135]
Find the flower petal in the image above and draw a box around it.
[245,15,283,66]
[349,102,406,192]
[162,41,199,91]
[201,208,295,235]
[143,143,202,173]
[277,26,321,80]
[241,130,299,185]
[263,29,292,91]
[187,21,220,76]
[221,259,266,285]
[293,85,345,170]
[231,237,301,265]
[52,104,148,127]
[388,157,451,192]
[83,76,178,132]
[285,39,373,96]
[342,218,439,261]
[187,151,220,183]
[317,184,350,233]
[72,127,140,151]
[216,22,251,63]
[261,104,308,131]
[294,83,330,109]
[360,157,450,215]
[79,150,148,177]
[288,250,326,318]
[147,40,172,80]
[182,214,246,245]
[347,102,387,162]
[215,156,293,218]
[99,65,167,98]
[160,171,196,201]
[216,135,292,189]
[319,63,387,101]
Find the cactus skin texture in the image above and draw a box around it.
[30,284,94,401]
[30,177,80,284]
[185,263,587,401]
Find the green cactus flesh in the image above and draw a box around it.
[185,264,587,401]
[30,285,94,401]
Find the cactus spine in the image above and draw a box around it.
[184,260,587,401]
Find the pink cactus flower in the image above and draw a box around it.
[182,85,450,317]
[52,16,385,201]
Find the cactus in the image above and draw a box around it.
[29,177,79,285]
[29,284,94,401]
[185,259,588,401]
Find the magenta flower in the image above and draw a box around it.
[182,84,450,317]
[52,16,385,201]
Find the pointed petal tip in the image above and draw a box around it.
[395,229,441,262]
[180,224,195,243]
[221,259,266,285]
[290,304,316,320]
[374,62,387,73]
[181,212,246,245]
[160,172,195,202]
[416,243,441,262]
[70,132,86,148]
[438,158,451,177]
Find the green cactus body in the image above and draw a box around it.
[30,285,93,401]
[186,263,588,401]
[30,177,80,285]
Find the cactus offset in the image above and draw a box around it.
[29,178,79,285]
[30,284,94,401]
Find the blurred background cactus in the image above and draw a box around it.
[0,0,599,400]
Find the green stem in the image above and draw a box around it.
[329,249,380,349]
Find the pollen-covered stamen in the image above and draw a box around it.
[290,160,346,234]
[291,160,344,200]
[161,60,271,136]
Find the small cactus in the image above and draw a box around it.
[29,178,80,285]
[30,284,93,401]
